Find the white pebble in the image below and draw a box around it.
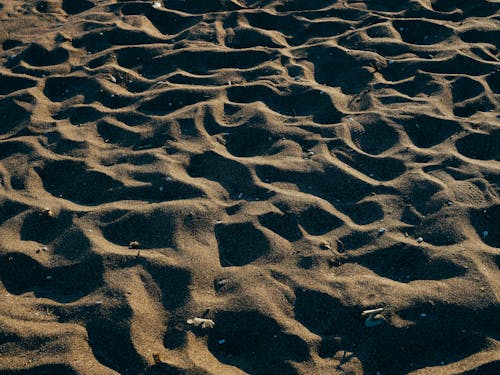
[152,2,162,9]
[378,227,386,234]
[416,237,423,243]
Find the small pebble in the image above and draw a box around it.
[129,241,140,249]
[152,2,162,9]
[41,208,54,218]
[416,237,423,243]
[320,241,331,250]
[378,227,386,235]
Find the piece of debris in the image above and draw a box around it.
[186,317,215,329]
[129,241,140,249]
[362,307,385,327]
[152,2,162,9]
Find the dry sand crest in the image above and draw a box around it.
[0,0,499,374]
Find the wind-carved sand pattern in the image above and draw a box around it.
[0,0,499,374]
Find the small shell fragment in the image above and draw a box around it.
[187,317,215,329]
[362,307,385,328]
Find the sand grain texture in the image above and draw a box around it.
[0,0,499,374]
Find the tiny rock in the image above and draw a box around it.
[416,237,423,243]
[320,241,332,250]
[152,2,162,9]
[129,241,140,249]
[187,317,215,329]
[41,208,54,218]
[378,227,386,235]
[153,353,165,365]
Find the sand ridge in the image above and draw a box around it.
[0,0,499,374]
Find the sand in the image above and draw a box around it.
[0,0,499,374]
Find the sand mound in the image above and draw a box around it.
[0,0,499,374]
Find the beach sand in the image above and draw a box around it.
[0,0,499,374]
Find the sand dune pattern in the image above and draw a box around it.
[0,0,499,374]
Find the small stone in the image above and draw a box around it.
[378,227,386,235]
[129,241,140,249]
[187,317,215,329]
[41,208,54,218]
[41,246,48,252]
[416,237,423,243]
[152,2,162,9]
[153,353,164,365]
[320,241,331,250]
